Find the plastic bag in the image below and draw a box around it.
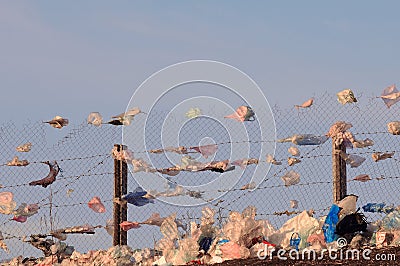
[372,152,394,162]
[322,204,340,243]
[16,142,32,152]
[87,112,103,126]
[379,84,400,108]
[88,196,106,213]
[388,121,400,135]
[382,210,400,231]
[224,106,255,122]
[281,171,300,186]
[288,146,300,157]
[0,191,17,215]
[337,89,357,104]
[44,115,69,129]
[337,194,357,217]
[277,134,328,146]
[362,203,395,214]
[340,152,365,168]
[295,98,313,109]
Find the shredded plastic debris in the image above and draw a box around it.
[224,106,255,122]
[108,107,144,126]
[16,142,32,152]
[281,170,300,186]
[277,134,328,145]
[388,121,400,135]
[287,157,301,166]
[29,161,59,188]
[337,89,357,104]
[87,112,103,126]
[288,146,300,157]
[372,152,395,162]
[190,144,218,158]
[0,191,17,215]
[379,84,400,108]
[44,116,69,129]
[88,196,106,213]
[266,154,282,165]
[353,174,372,182]
[6,156,29,166]
[295,98,313,109]
[186,107,202,119]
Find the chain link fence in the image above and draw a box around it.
[1,92,400,260]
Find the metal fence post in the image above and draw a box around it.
[113,144,122,246]
[332,139,347,203]
[120,145,128,246]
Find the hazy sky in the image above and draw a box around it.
[1,1,399,123]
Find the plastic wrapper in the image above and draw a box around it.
[281,170,300,187]
[362,203,395,214]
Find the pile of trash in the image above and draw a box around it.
[3,195,400,265]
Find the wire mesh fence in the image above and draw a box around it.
[1,92,400,260]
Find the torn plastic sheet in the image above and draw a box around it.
[148,185,185,198]
[337,89,357,104]
[44,116,69,129]
[7,156,29,166]
[0,191,17,215]
[87,112,103,126]
[224,106,255,122]
[379,84,400,108]
[287,157,301,166]
[160,213,179,241]
[281,170,300,187]
[362,203,395,214]
[88,196,106,213]
[185,107,202,119]
[231,158,259,169]
[337,195,358,217]
[111,147,134,162]
[16,142,32,152]
[108,107,144,126]
[29,161,59,188]
[14,203,39,217]
[190,144,218,158]
[120,221,141,231]
[322,204,340,243]
[122,187,154,207]
[352,138,374,148]
[295,98,313,109]
[326,121,353,138]
[241,182,256,190]
[372,152,394,162]
[59,224,95,234]
[288,146,300,157]
[140,213,186,230]
[277,134,328,145]
[266,154,282,165]
[388,121,400,135]
[340,152,366,168]
[353,174,372,182]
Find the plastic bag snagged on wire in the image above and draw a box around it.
[87,112,103,126]
[185,107,201,119]
[322,204,340,243]
[14,203,39,217]
[362,203,395,214]
[281,170,300,186]
[379,84,400,108]
[266,154,282,165]
[190,144,218,158]
[29,161,59,188]
[6,156,29,166]
[337,194,358,217]
[295,98,313,109]
[0,192,17,215]
[16,142,32,152]
[224,106,255,122]
[108,107,144,126]
[120,221,141,231]
[288,146,300,157]
[340,152,366,168]
[287,157,301,166]
[44,116,69,129]
[160,213,179,241]
[337,89,357,104]
[122,187,154,207]
[277,134,328,145]
[88,196,106,213]
[326,121,353,138]
[388,121,400,135]
[336,212,367,235]
[372,152,394,162]
[353,174,372,182]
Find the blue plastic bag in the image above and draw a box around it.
[322,204,340,243]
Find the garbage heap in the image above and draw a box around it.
[4,195,400,265]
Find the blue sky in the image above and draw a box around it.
[1,1,400,123]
